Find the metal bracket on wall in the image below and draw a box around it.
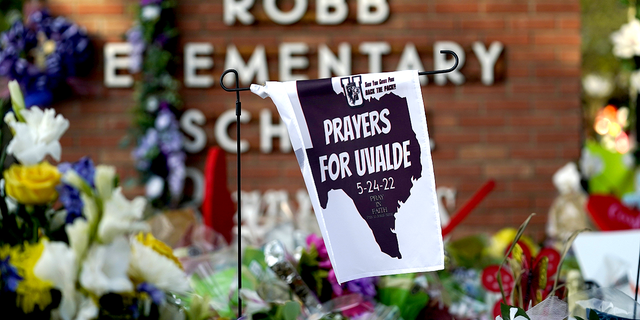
[219,49,459,317]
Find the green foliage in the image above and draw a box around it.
[297,244,332,301]
[581,0,628,75]
[0,0,22,32]
[500,303,530,320]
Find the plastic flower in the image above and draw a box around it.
[4,161,61,205]
[5,105,70,165]
[34,241,78,320]
[97,187,149,243]
[128,237,189,293]
[611,19,640,58]
[79,237,133,297]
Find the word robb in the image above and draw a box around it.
[319,108,412,182]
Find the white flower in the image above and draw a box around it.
[80,237,133,296]
[6,106,69,165]
[553,162,581,194]
[95,165,117,201]
[145,175,164,199]
[34,241,78,320]
[611,19,640,58]
[66,217,90,259]
[128,238,190,293]
[579,148,604,178]
[98,187,149,243]
[582,74,613,98]
[141,5,161,21]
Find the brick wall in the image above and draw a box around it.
[45,0,582,240]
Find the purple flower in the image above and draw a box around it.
[57,157,95,223]
[137,282,165,305]
[126,26,145,73]
[344,277,377,298]
[167,151,186,198]
[306,234,332,268]
[0,256,22,292]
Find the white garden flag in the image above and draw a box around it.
[251,70,444,283]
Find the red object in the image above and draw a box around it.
[482,265,514,293]
[535,247,561,277]
[587,195,640,231]
[442,180,496,236]
[201,147,236,243]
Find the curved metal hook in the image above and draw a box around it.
[220,69,251,92]
[419,50,459,76]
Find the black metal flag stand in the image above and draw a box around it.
[219,50,459,318]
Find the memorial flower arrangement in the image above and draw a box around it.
[0,9,91,107]
[127,0,186,208]
[0,81,195,319]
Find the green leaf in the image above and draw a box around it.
[282,301,301,320]
[501,303,512,320]
[588,309,600,320]
[513,306,530,320]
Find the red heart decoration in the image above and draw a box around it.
[587,195,640,231]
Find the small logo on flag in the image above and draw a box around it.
[340,75,364,107]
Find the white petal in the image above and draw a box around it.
[98,187,148,243]
[34,241,78,320]
[74,294,98,320]
[129,239,190,293]
[66,218,89,259]
[80,237,133,296]
[95,165,117,201]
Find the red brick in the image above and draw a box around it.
[460,116,506,127]
[510,115,557,127]
[459,145,508,159]
[390,3,430,13]
[510,18,555,29]
[434,164,482,176]
[487,34,530,45]
[486,3,529,13]
[559,18,581,29]
[435,3,479,13]
[535,67,581,78]
[433,101,479,111]
[535,3,581,12]
[485,99,529,111]
[487,132,530,143]
[409,20,456,29]
[437,133,482,143]
[77,4,124,15]
[49,3,76,15]
[461,19,505,29]
[485,164,534,178]
[512,83,556,94]
[535,131,580,143]
[511,147,558,159]
[534,98,580,110]
[534,34,581,45]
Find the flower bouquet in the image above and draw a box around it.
[0,81,195,319]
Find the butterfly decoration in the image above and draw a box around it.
[481,241,561,318]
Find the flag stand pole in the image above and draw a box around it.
[219,50,460,318]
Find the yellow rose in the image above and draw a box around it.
[4,162,61,205]
[136,232,183,269]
